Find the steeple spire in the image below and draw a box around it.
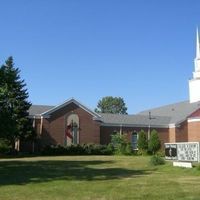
[196,27,200,59]
[189,27,200,103]
[193,27,200,77]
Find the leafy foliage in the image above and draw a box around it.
[137,130,148,154]
[111,133,132,155]
[0,139,11,154]
[150,155,165,166]
[0,57,33,149]
[95,96,128,114]
[41,144,113,156]
[148,129,161,154]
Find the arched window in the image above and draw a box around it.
[131,131,138,150]
[65,114,79,146]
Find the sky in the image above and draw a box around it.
[1,0,200,114]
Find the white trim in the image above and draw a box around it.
[169,123,176,128]
[188,118,200,123]
[41,98,101,118]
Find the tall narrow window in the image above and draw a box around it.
[132,132,138,150]
[65,114,79,146]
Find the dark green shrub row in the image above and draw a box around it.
[41,144,114,156]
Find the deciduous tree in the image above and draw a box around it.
[95,96,128,114]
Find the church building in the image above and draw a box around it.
[28,30,200,150]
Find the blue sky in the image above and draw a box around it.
[1,0,200,113]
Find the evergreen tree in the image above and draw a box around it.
[0,57,33,150]
[137,129,148,154]
[148,129,161,154]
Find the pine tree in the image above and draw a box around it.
[137,129,148,154]
[0,57,33,150]
[148,129,161,154]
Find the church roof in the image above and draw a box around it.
[99,113,170,128]
[29,98,101,119]
[29,99,200,127]
[138,100,200,124]
[29,105,54,116]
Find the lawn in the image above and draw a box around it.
[0,156,200,200]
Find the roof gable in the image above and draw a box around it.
[41,98,101,119]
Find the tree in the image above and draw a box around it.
[148,129,161,154]
[0,57,33,150]
[95,96,128,114]
[137,129,148,154]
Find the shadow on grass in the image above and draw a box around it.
[0,159,152,185]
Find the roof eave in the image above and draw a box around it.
[101,123,169,128]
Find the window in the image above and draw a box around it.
[132,132,138,150]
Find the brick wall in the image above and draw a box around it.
[175,120,188,142]
[100,126,169,148]
[35,102,100,147]
[187,121,200,141]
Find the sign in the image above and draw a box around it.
[165,142,200,162]
[165,144,177,160]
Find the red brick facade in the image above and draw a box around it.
[30,102,200,151]
[35,102,101,148]
[100,126,169,148]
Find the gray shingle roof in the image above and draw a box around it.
[138,100,200,124]
[29,105,54,116]
[99,113,171,127]
[29,100,200,127]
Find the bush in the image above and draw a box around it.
[0,139,11,154]
[137,130,148,154]
[156,150,165,157]
[196,164,200,171]
[150,155,165,166]
[111,133,133,155]
[148,129,161,154]
[41,144,114,156]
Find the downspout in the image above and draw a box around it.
[32,116,36,128]
[32,116,36,153]
[120,124,123,135]
[40,115,44,135]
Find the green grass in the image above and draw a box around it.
[0,156,200,200]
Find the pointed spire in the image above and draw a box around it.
[196,27,200,59]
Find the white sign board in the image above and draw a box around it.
[165,142,200,162]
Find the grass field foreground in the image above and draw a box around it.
[0,155,200,200]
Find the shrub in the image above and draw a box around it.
[124,142,132,155]
[196,164,200,171]
[0,139,11,154]
[150,155,165,166]
[41,144,113,156]
[111,133,133,155]
[137,130,148,155]
[156,150,165,157]
[148,129,161,154]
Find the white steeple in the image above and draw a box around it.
[196,27,200,58]
[193,27,200,78]
[189,27,200,103]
